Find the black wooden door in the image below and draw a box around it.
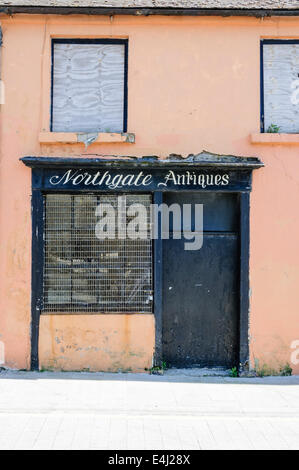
[162,192,240,368]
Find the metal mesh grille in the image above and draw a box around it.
[43,194,152,313]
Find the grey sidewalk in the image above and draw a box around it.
[0,370,298,450]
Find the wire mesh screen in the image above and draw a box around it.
[43,193,152,313]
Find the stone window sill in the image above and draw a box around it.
[251,133,299,144]
[39,132,135,145]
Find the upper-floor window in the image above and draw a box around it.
[51,39,128,133]
[261,39,299,133]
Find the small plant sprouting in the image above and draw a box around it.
[229,366,238,378]
[146,361,168,375]
[255,362,292,377]
[267,123,281,133]
[279,363,292,376]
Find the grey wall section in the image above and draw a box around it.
[263,43,299,133]
[52,42,125,133]
[1,0,299,10]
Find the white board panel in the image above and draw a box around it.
[263,43,299,133]
[52,42,125,133]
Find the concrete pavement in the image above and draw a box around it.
[0,370,298,450]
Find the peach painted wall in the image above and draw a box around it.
[0,13,298,373]
[39,315,155,372]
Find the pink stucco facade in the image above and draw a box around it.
[0,13,298,374]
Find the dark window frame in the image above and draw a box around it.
[50,38,129,133]
[260,38,299,133]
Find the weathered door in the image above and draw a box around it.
[162,192,239,368]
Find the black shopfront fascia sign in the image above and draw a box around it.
[21,155,263,192]
[21,154,263,372]
[37,167,246,192]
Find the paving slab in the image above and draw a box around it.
[0,370,298,450]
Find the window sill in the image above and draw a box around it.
[251,133,299,145]
[39,132,135,145]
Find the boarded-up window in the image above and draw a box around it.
[262,41,299,133]
[43,194,152,313]
[51,39,127,133]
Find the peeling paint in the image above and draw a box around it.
[77,132,99,148]
[123,132,135,143]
